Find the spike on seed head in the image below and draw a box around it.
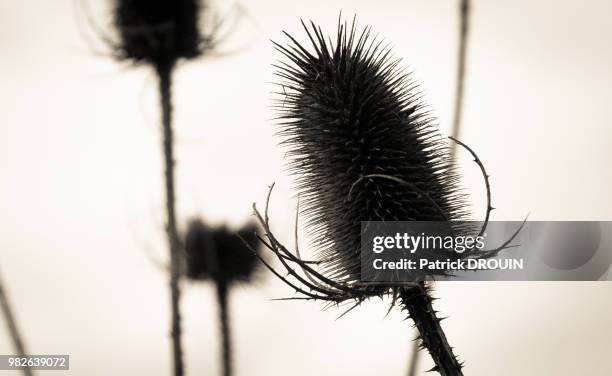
[114,0,202,66]
[273,17,469,284]
[184,219,262,284]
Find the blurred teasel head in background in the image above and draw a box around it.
[113,0,212,66]
[184,219,262,376]
[184,219,262,285]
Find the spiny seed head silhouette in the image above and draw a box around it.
[114,0,201,66]
[273,18,470,284]
[184,219,261,284]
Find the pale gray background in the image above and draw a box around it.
[1,0,612,374]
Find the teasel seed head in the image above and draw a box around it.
[273,18,470,284]
[114,0,203,66]
[184,219,262,285]
[258,18,520,374]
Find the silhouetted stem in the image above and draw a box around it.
[216,282,232,376]
[400,284,463,376]
[157,61,184,376]
[450,0,470,159]
[407,335,420,376]
[0,271,33,376]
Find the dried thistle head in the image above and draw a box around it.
[114,0,203,66]
[184,219,261,285]
[274,19,469,283]
[251,17,520,304]
[254,18,526,374]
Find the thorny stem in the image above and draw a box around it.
[450,0,470,159]
[157,61,184,376]
[400,284,463,376]
[216,282,232,376]
[0,271,33,376]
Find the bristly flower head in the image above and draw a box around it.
[272,17,470,285]
[255,17,523,375]
[184,219,261,284]
[114,0,204,66]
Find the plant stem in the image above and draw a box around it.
[216,282,232,376]
[406,334,420,376]
[157,61,184,376]
[450,0,470,159]
[400,284,463,376]
[0,271,33,376]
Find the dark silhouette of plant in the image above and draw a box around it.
[407,334,422,376]
[249,18,523,375]
[111,1,214,375]
[184,219,261,376]
[450,0,471,159]
[0,271,33,376]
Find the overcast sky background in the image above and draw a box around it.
[1,0,612,375]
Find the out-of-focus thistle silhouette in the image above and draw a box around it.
[250,17,523,375]
[0,271,33,376]
[114,0,204,65]
[184,219,261,376]
[110,1,213,375]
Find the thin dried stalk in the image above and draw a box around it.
[0,271,33,376]
[157,61,184,376]
[450,0,471,159]
[216,282,232,376]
